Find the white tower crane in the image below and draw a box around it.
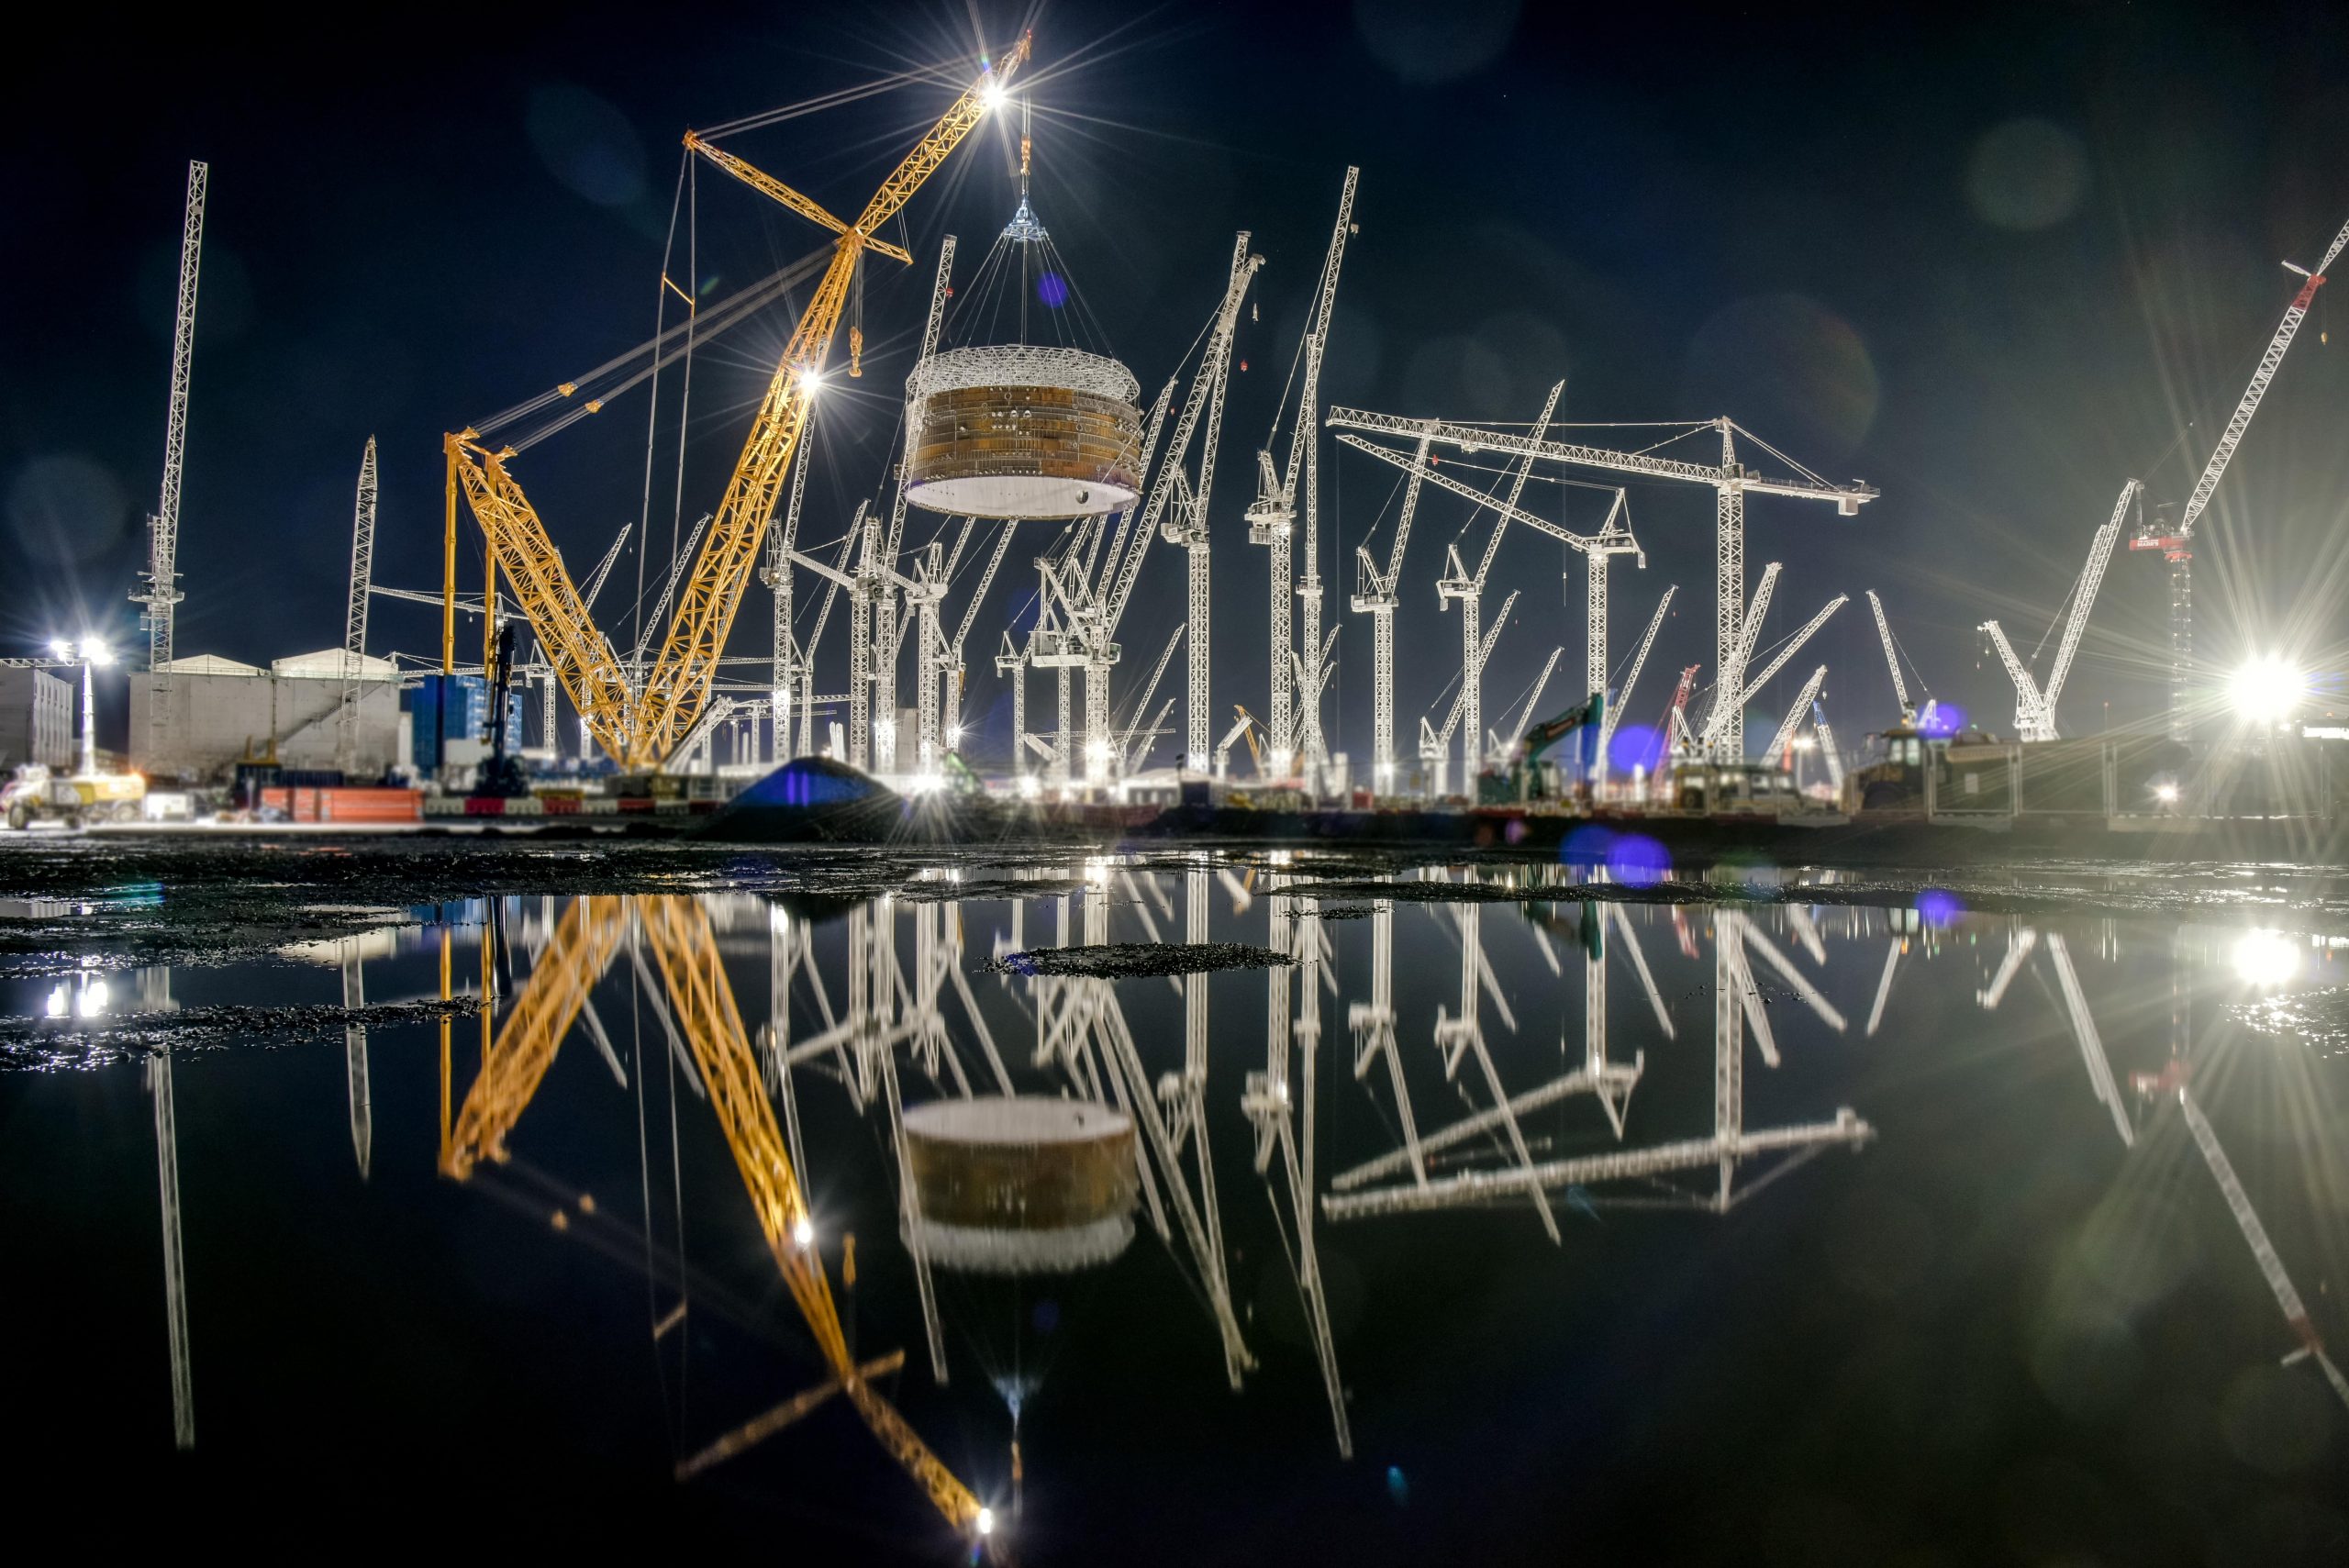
[335,438,378,776]
[1114,236,1257,773]
[1981,480,2135,742]
[2132,210,2346,742]
[135,161,206,767]
[1696,588,1846,753]
[1419,590,1519,797]
[869,238,961,775]
[1865,590,1927,726]
[1246,168,1359,775]
[1765,665,1829,761]
[1435,383,1559,789]
[1328,408,1875,758]
[1337,432,1642,783]
[1348,424,1434,790]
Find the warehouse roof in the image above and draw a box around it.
[271,649,402,680]
[158,654,264,676]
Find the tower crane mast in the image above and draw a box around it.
[448,42,1028,771]
[1349,424,1434,788]
[1437,383,1559,790]
[136,160,206,677]
[1127,236,1258,771]
[336,438,378,775]
[1247,168,1358,773]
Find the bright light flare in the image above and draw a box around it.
[84,641,112,667]
[797,368,824,394]
[2232,929,2300,987]
[793,1217,815,1249]
[2228,656,2305,724]
[981,79,1008,112]
[2153,781,2180,805]
[976,1507,996,1537]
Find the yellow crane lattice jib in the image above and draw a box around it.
[442,896,629,1180]
[625,47,1023,765]
[684,134,915,266]
[629,896,845,1359]
[628,894,984,1530]
[848,33,1030,241]
[449,437,637,761]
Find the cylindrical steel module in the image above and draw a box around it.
[904,345,1142,520]
[902,1095,1139,1273]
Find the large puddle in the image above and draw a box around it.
[4,841,2343,1561]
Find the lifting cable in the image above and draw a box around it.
[664,160,704,644]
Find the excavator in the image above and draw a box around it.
[1477,692,1603,806]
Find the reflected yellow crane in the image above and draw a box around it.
[447,39,1030,769]
[441,894,991,1540]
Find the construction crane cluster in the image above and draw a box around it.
[113,35,2342,817]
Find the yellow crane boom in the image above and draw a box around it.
[441,893,987,1536]
[449,39,1030,769]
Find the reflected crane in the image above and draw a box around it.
[2177,1088,2349,1412]
[443,894,997,1542]
[1327,906,1870,1221]
[1242,879,1351,1456]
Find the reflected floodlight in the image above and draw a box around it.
[2232,929,2299,987]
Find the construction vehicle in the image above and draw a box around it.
[471,623,530,799]
[4,764,147,830]
[1477,692,1601,806]
[1843,714,2001,812]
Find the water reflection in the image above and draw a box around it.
[15,851,2348,1553]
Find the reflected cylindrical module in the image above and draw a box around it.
[904,346,1142,520]
[902,1095,1138,1273]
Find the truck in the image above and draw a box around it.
[4,765,148,829]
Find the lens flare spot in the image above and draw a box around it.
[1607,834,1670,888]
[1609,722,1666,774]
[1919,704,1965,740]
[1036,271,1069,308]
[1965,117,2088,230]
[1916,889,1962,929]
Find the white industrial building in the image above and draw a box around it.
[0,667,73,771]
[130,650,406,783]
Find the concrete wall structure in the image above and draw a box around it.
[0,668,72,770]
[130,669,402,782]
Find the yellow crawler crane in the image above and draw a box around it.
[448,39,1030,769]
[441,894,990,1540]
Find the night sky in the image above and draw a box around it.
[6,0,2346,762]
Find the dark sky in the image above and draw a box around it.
[6,0,2346,761]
